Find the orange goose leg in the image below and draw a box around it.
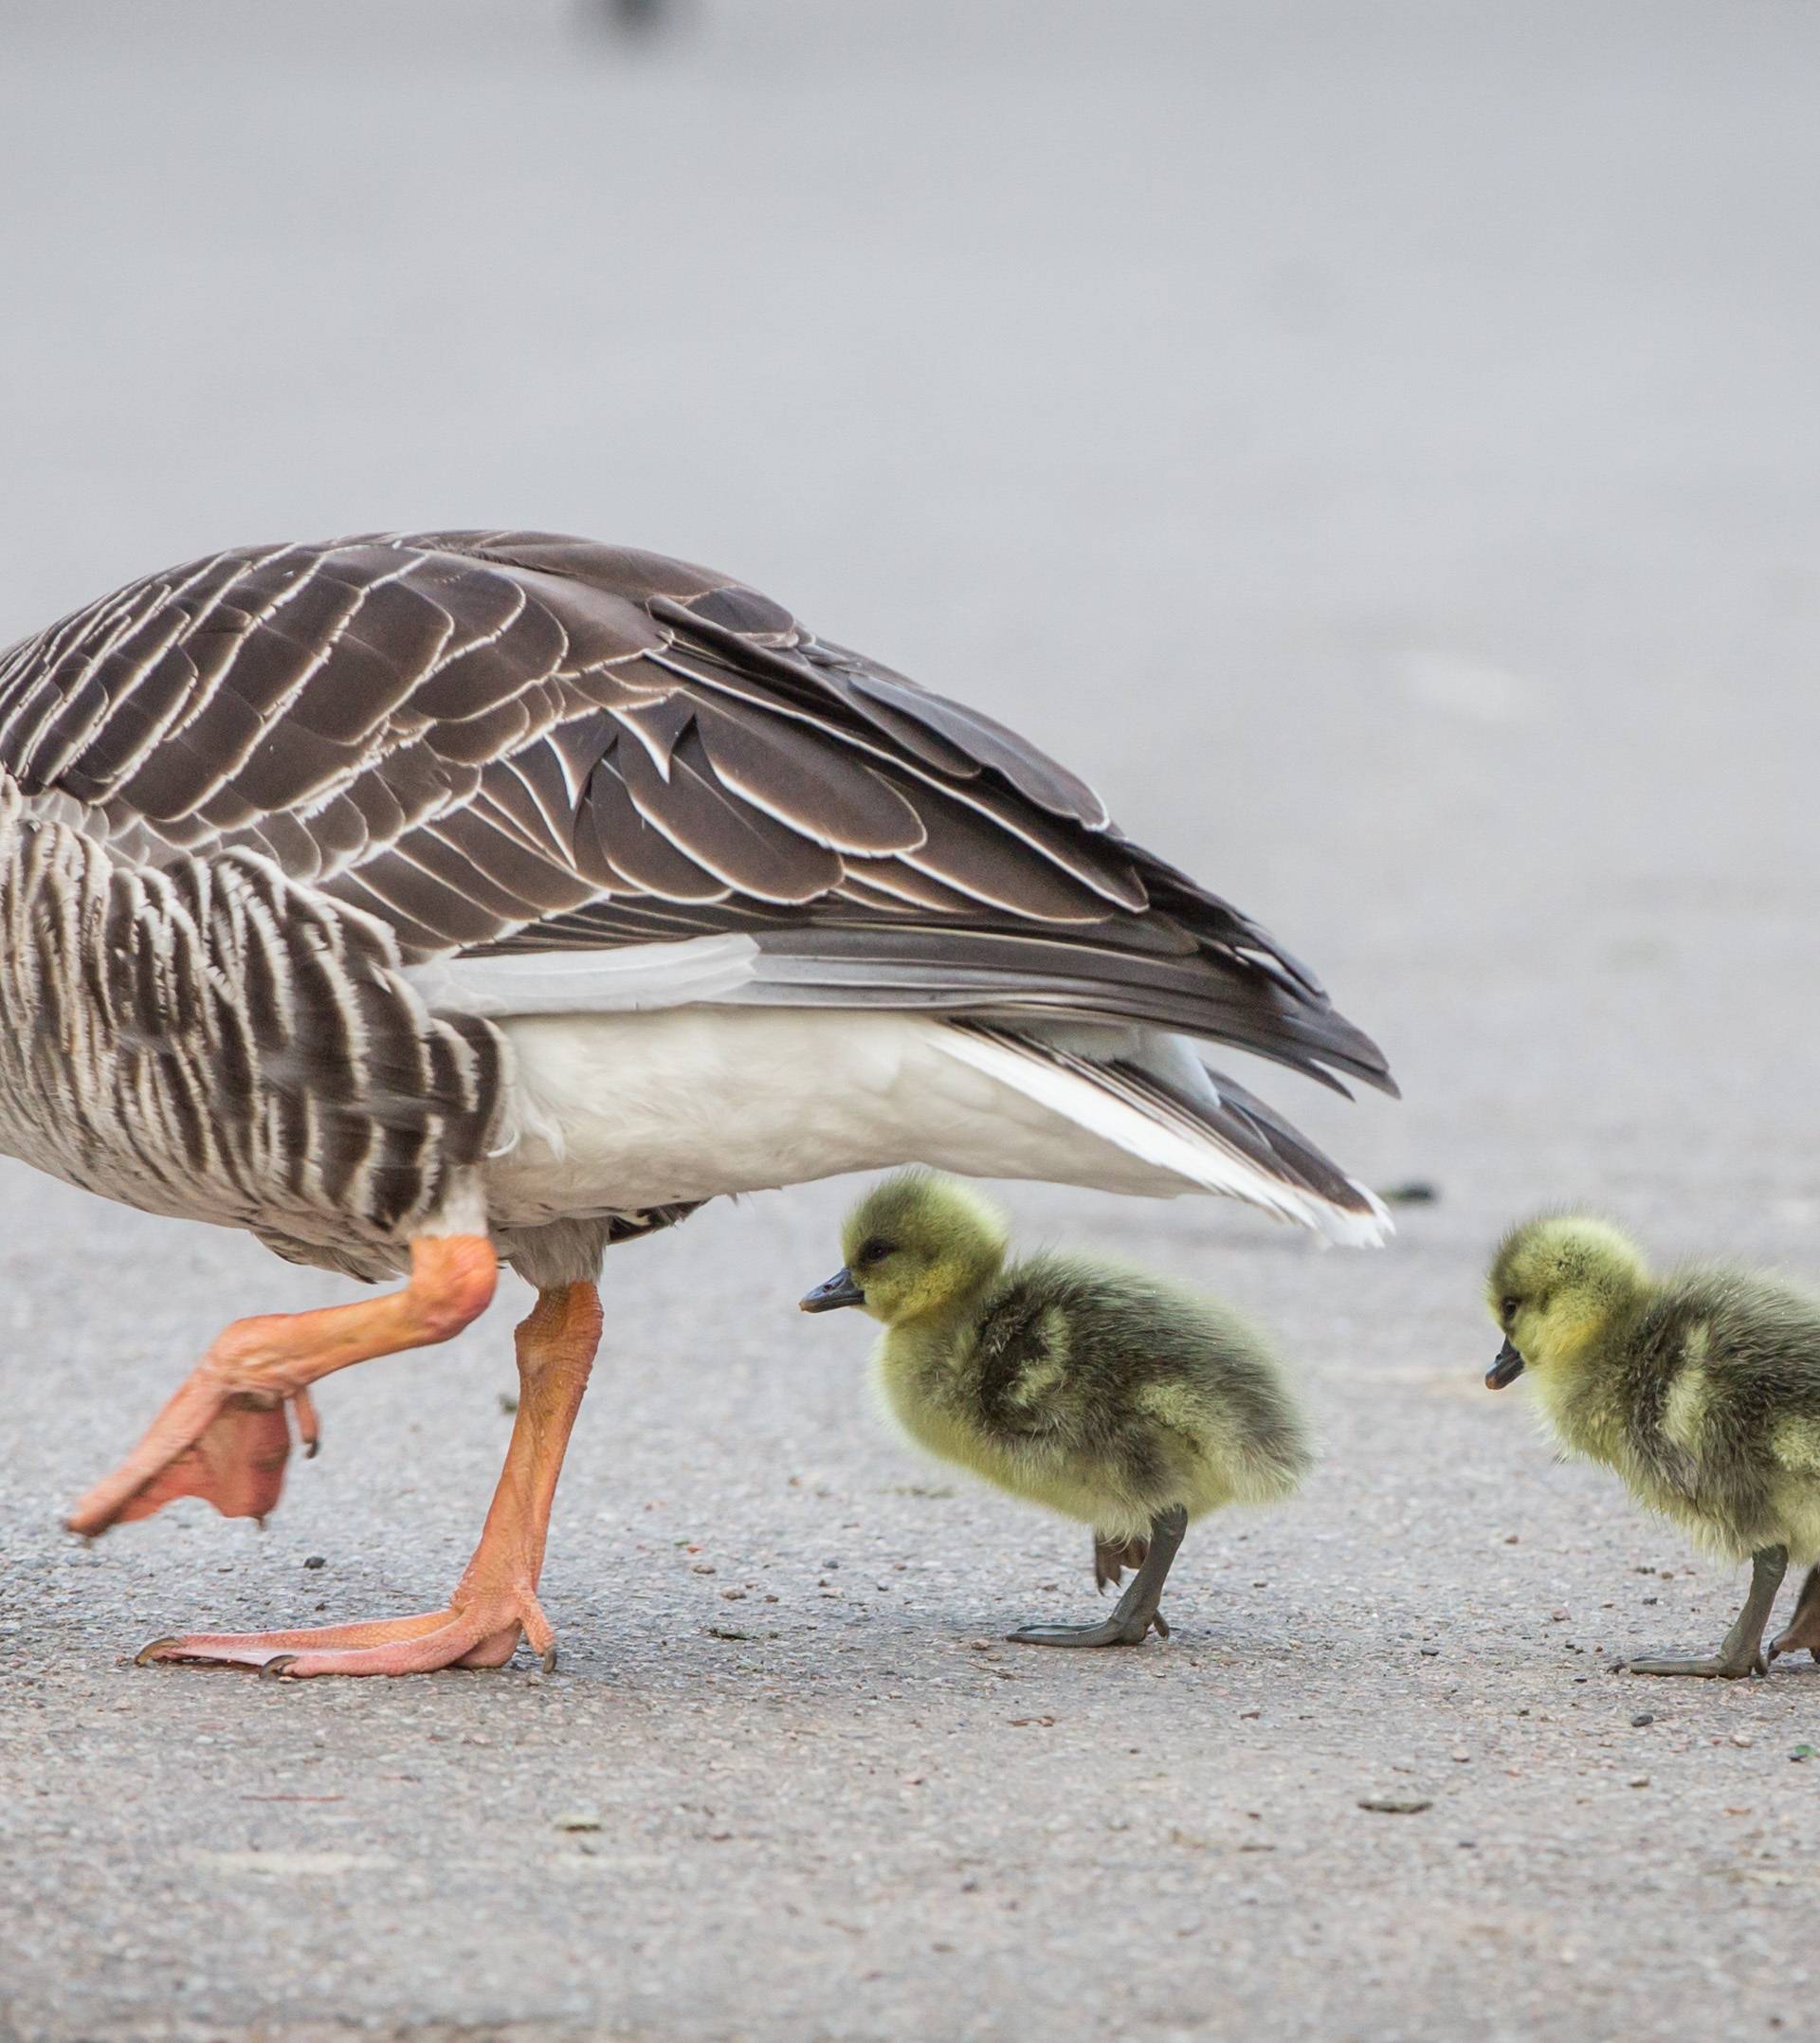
[134,1280,602,1678]
[66,1237,499,1539]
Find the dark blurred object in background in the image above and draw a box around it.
[581,0,677,37]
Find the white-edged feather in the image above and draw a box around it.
[405,936,761,1015]
[931,1024,1391,1247]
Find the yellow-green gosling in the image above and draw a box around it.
[1488,1214,1820,1680]
[802,1171,1313,1647]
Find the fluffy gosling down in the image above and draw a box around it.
[1488,1214,1820,1679]
[802,1172,1312,1647]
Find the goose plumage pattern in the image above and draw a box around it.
[0,531,1394,1676]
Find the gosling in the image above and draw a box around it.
[1488,1214,1820,1679]
[801,1171,1313,1647]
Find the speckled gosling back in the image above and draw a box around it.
[802,1171,1313,1647]
[1487,1213,1820,1682]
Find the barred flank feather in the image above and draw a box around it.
[0,778,502,1257]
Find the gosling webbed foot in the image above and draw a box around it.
[1009,1608,1170,1650]
[1622,1545,1786,1682]
[1008,1505,1187,1652]
[1093,1533,1148,1594]
[1622,1648,1766,1681]
[1767,1564,1820,1666]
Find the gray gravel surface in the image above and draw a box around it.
[4,4,1820,2038]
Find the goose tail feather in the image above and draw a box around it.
[933,1021,1392,1247]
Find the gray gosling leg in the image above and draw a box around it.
[1625,1544,1788,1680]
[1009,1505,1189,1649]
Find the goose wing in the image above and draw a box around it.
[0,531,1392,1105]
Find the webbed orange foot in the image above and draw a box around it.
[67,1387,318,1536]
[136,1588,555,1679]
[65,1237,495,1539]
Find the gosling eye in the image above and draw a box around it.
[1501,1295,1520,1322]
[856,1236,896,1268]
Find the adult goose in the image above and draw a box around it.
[0,531,1394,1676]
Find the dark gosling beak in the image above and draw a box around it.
[1485,1338,1525,1390]
[800,1267,865,1314]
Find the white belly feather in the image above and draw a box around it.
[484,1008,1210,1225]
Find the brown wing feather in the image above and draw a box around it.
[0,530,1393,1096]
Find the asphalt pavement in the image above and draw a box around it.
[3,4,1820,2038]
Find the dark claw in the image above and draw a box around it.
[134,1636,179,1667]
[540,1645,559,1675]
[257,1653,300,1682]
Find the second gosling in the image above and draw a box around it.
[801,1171,1313,1647]
[1489,1213,1820,1679]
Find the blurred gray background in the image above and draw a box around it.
[2,5,1819,2039]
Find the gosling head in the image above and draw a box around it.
[800,1171,1010,1327]
[1484,1213,1649,1389]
